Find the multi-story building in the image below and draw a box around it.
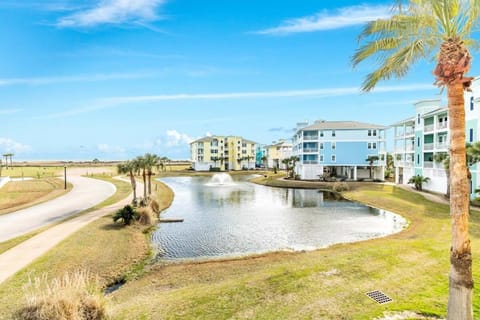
[264,139,293,169]
[190,135,257,171]
[293,120,387,180]
[393,78,480,198]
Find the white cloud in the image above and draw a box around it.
[255,5,391,35]
[0,72,152,87]
[97,143,125,153]
[0,109,21,115]
[0,138,31,153]
[166,130,194,147]
[205,132,212,137]
[57,0,167,28]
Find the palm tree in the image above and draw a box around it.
[143,153,160,197]
[408,175,430,191]
[135,155,147,200]
[353,1,479,317]
[243,155,253,170]
[117,160,138,203]
[434,152,450,198]
[365,155,380,179]
[261,155,268,169]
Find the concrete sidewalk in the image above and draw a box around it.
[0,178,139,285]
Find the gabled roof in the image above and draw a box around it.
[391,117,415,127]
[423,106,448,117]
[299,121,387,131]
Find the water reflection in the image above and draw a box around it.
[152,176,405,260]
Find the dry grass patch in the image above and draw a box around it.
[14,270,107,320]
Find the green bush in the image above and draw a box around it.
[112,205,137,225]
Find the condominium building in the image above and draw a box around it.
[190,135,257,171]
[293,120,387,180]
[264,139,293,169]
[393,78,480,198]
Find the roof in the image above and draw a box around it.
[298,121,387,131]
[423,106,448,117]
[190,136,257,145]
[390,117,415,127]
[190,136,214,144]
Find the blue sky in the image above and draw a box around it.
[1,0,477,160]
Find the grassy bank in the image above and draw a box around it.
[106,183,480,319]
[0,178,174,319]
[0,178,72,215]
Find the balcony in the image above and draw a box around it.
[303,135,318,141]
[436,142,448,150]
[424,161,434,168]
[303,148,318,153]
[424,143,434,151]
[437,122,448,130]
[424,124,434,132]
[303,160,318,165]
[406,145,414,152]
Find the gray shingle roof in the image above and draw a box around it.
[299,121,387,131]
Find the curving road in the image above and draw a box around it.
[0,174,116,243]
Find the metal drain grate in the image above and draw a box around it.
[365,290,393,304]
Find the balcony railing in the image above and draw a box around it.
[302,160,318,165]
[424,143,434,150]
[424,161,434,168]
[424,124,434,132]
[303,136,318,141]
[436,142,448,150]
[437,122,448,130]
[303,148,318,153]
[406,145,414,152]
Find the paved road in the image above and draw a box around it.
[0,174,116,242]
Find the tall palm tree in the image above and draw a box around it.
[353,1,479,318]
[117,161,138,202]
[365,155,380,179]
[143,153,160,197]
[135,155,147,200]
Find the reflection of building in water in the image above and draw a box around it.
[286,189,323,208]
[196,187,253,207]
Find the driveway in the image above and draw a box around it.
[0,173,115,242]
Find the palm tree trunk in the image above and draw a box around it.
[142,169,147,200]
[128,170,137,201]
[147,171,152,196]
[447,82,473,320]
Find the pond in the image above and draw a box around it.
[152,174,406,260]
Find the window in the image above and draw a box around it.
[417,137,420,147]
[418,114,421,124]
[417,154,420,164]
[470,128,474,142]
[319,143,324,150]
[331,142,336,150]
[372,142,377,149]
[471,96,474,111]
[367,142,372,149]
[368,130,372,136]
[320,131,324,137]
[319,155,324,162]
[373,130,377,136]
[332,130,336,137]
[331,155,336,162]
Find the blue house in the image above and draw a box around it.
[292,120,387,180]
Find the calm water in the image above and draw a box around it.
[152,175,405,260]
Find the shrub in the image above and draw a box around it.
[136,207,154,226]
[14,270,108,320]
[149,198,160,214]
[113,205,137,225]
[332,182,349,192]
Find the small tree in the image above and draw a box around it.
[408,175,430,191]
[366,155,379,179]
[261,155,268,169]
[113,205,137,225]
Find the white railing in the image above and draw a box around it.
[437,122,448,130]
[303,148,318,153]
[303,136,318,141]
[436,143,448,150]
[424,161,434,168]
[424,143,434,150]
[405,129,415,136]
[406,145,414,152]
[424,124,434,132]
[303,160,318,165]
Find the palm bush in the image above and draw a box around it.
[136,207,154,226]
[408,175,430,191]
[112,205,137,225]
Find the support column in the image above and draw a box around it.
[353,166,358,181]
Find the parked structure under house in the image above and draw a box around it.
[263,139,293,169]
[190,135,257,171]
[392,78,480,198]
[293,120,387,180]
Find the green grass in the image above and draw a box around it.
[107,183,480,319]
[0,166,62,178]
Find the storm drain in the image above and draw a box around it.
[365,290,393,304]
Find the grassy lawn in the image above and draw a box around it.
[0,178,174,319]
[107,183,480,319]
[1,166,62,178]
[0,178,72,215]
